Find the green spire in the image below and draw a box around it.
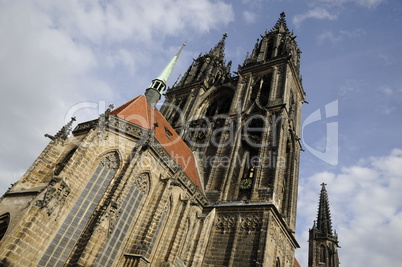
[145,43,185,108]
[156,43,185,85]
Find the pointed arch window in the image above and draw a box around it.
[39,152,120,266]
[266,39,275,60]
[205,94,232,117]
[275,257,281,267]
[96,173,150,266]
[319,244,326,264]
[259,73,272,107]
[0,213,10,242]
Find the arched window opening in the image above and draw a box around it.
[275,257,281,267]
[319,245,326,264]
[259,74,272,107]
[266,39,274,60]
[205,91,233,118]
[39,152,120,266]
[244,116,265,146]
[250,79,260,104]
[0,213,10,242]
[96,173,150,266]
[170,96,188,126]
[206,99,219,117]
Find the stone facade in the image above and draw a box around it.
[0,13,312,267]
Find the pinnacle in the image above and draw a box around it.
[209,33,228,59]
[268,11,290,33]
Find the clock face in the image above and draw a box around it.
[239,178,252,190]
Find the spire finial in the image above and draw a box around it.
[321,182,327,190]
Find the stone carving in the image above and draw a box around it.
[240,214,261,234]
[216,214,235,233]
[72,119,98,133]
[108,116,144,139]
[100,153,119,170]
[187,119,209,141]
[134,173,149,194]
[96,201,118,236]
[36,177,70,220]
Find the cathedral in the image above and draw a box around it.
[0,13,339,266]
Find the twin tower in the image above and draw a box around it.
[0,13,339,266]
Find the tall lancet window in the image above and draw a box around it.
[319,245,326,264]
[0,213,10,242]
[39,152,120,266]
[96,173,150,266]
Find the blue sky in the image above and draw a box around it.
[1,0,401,266]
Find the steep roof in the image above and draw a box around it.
[109,95,202,190]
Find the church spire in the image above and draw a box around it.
[316,183,333,235]
[308,183,340,267]
[145,44,185,109]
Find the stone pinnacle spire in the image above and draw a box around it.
[316,183,333,235]
[269,11,290,33]
[208,33,227,59]
[145,43,185,109]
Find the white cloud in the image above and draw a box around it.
[243,10,258,24]
[317,29,365,44]
[311,0,385,9]
[296,149,402,266]
[354,0,384,8]
[338,79,364,96]
[293,0,385,27]
[378,85,393,96]
[293,7,337,27]
[56,0,233,43]
[378,53,400,66]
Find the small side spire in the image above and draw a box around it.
[145,43,185,108]
[45,117,76,141]
[209,33,227,59]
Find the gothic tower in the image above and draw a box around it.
[308,183,340,267]
[161,12,306,266]
[162,11,304,230]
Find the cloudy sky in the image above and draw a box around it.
[1,0,401,266]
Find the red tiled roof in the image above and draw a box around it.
[109,95,202,190]
[294,258,302,267]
